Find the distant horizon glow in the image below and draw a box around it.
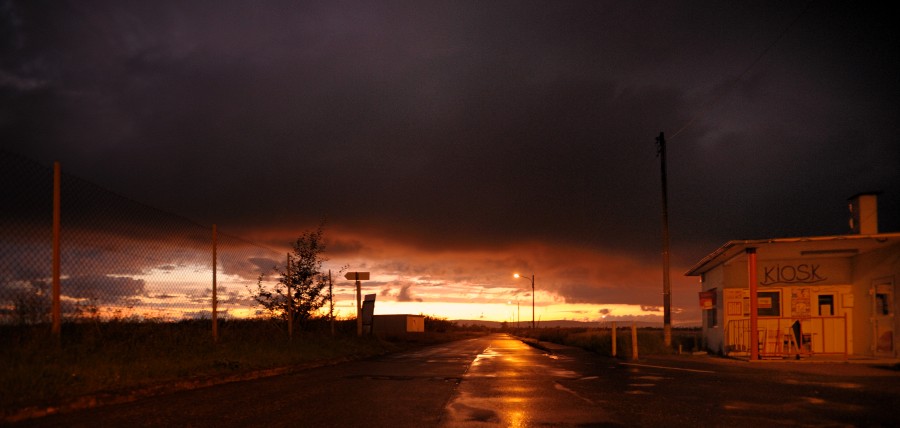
[32,261,694,325]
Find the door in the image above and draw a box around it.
[814,293,844,354]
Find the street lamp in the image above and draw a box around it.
[514,273,535,329]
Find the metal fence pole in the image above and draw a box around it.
[212,224,218,343]
[329,270,334,336]
[52,161,61,337]
[287,253,293,341]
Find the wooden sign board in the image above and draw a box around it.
[344,272,370,281]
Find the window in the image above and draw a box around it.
[757,291,781,317]
[741,291,782,316]
[818,295,834,316]
[876,293,891,316]
[874,281,893,316]
[706,306,718,328]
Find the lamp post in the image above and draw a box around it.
[508,299,520,330]
[514,273,535,328]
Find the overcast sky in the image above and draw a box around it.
[2,1,898,323]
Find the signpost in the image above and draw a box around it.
[345,272,370,336]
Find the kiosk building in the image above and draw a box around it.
[686,193,899,359]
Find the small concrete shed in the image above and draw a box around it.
[373,314,425,336]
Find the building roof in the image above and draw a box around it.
[685,232,900,276]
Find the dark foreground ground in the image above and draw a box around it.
[8,333,900,427]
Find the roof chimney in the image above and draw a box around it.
[848,192,879,234]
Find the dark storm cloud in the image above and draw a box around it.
[379,282,423,302]
[396,283,422,302]
[2,0,898,278]
[62,274,145,302]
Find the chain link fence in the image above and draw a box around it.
[0,150,283,328]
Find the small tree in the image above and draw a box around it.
[252,225,332,329]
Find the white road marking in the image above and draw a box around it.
[619,363,715,374]
[554,382,595,405]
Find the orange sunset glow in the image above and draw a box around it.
[218,226,693,324]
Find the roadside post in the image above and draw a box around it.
[345,272,370,337]
[631,322,639,360]
[611,322,617,358]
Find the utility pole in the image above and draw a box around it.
[656,132,672,347]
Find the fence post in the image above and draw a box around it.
[52,161,61,338]
[212,224,218,343]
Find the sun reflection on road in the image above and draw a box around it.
[442,334,609,427]
[504,409,528,428]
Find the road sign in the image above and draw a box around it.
[344,272,370,281]
[362,294,376,329]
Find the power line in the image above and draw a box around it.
[670,1,815,140]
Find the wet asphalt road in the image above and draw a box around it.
[13,333,900,427]
[441,335,615,426]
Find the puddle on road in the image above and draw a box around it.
[470,346,500,368]
[446,401,500,424]
[547,368,580,378]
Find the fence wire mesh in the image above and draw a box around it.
[0,150,284,325]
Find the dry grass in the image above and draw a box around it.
[1,319,473,415]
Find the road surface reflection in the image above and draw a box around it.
[441,334,613,427]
